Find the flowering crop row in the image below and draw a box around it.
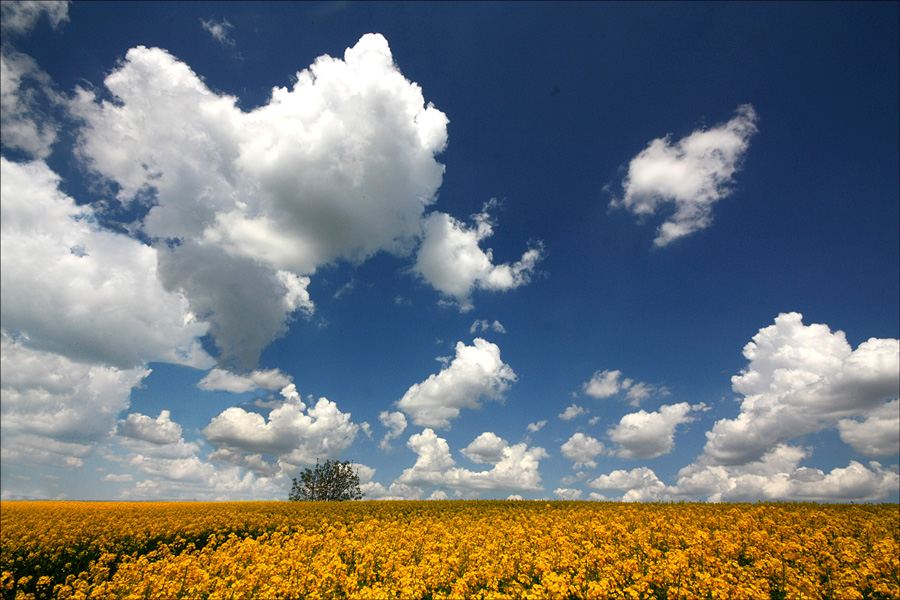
[2,500,897,599]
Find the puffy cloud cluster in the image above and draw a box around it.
[704,312,899,465]
[392,429,548,497]
[0,28,549,499]
[554,488,583,500]
[1,333,149,468]
[102,408,288,500]
[582,369,667,406]
[671,445,899,503]
[0,156,214,473]
[589,467,667,502]
[611,104,758,246]
[396,338,517,428]
[413,202,544,311]
[581,314,899,502]
[202,383,360,475]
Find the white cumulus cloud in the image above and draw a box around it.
[69,34,448,368]
[396,338,516,428]
[461,432,509,464]
[607,402,696,459]
[582,369,666,406]
[395,429,547,497]
[558,404,587,420]
[378,410,407,451]
[202,383,359,474]
[837,399,899,457]
[561,433,606,469]
[1,158,213,369]
[396,428,456,487]
[117,410,183,445]
[589,466,667,502]
[1,333,149,468]
[413,202,544,311]
[526,420,547,433]
[583,370,624,399]
[554,488,582,500]
[0,50,61,159]
[673,445,899,503]
[703,312,899,465]
[611,104,758,246]
[197,368,293,393]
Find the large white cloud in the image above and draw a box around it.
[611,104,758,246]
[69,34,449,367]
[703,312,899,465]
[413,202,544,311]
[396,338,517,428]
[202,383,359,473]
[607,402,697,459]
[0,333,149,468]
[0,158,213,369]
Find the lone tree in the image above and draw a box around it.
[289,459,364,501]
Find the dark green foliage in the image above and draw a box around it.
[289,459,363,501]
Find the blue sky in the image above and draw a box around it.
[1,1,898,502]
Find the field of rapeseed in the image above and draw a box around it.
[1,500,897,600]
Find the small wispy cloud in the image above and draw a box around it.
[526,420,547,433]
[470,319,506,335]
[201,17,235,47]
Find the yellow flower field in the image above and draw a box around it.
[1,500,897,600]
